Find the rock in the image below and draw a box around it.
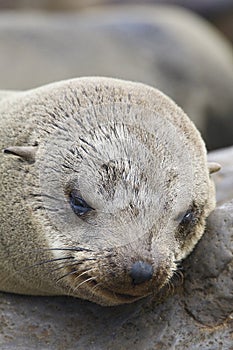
[184,201,233,327]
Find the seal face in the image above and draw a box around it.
[0,77,218,305]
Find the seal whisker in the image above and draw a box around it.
[1,257,75,286]
[52,258,96,272]
[75,267,96,280]
[65,267,97,296]
[159,277,174,299]
[31,247,94,253]
[56,269,79,283]
[168,279,175,296]
[172,269,184,285]
[47,260,80,273]
[22,256,75,270]
[91,280,104,294]
[55,259,97,283]
[72,276,97,294]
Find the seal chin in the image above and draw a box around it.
[91,285,151,306]
[65,270,153,305]
[73,276,167,306]
[68,277,151,305]
[99,289,149,306]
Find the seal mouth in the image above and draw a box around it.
[68,273,150,305]
[64,262,170,305]
[97,286,151,305]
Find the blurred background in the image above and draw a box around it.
[0,0,233,42]
[0,0,232,150]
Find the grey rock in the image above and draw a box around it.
[184,201,233,327]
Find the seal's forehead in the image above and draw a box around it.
[29,77,194,135]
[36,100,202,232]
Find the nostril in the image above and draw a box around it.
[130,261,153,285]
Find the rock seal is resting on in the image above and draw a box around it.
[0,77,219,306]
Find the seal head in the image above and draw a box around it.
[0,77,218,305]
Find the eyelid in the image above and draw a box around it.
[175,210,189,223]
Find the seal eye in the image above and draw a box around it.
[69,191,94,216]
[180,209,196,226]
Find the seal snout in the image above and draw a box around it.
[130,261,153,285]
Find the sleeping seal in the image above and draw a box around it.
[0,77,220,306]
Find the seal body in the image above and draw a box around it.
[0,77,217,305]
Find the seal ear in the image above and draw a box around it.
[208,162,221,174]
[3,146,38,163]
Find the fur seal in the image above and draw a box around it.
[0,77,220,306]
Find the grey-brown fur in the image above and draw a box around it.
[0,77,218,306]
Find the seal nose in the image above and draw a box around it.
[130,261,153,285]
